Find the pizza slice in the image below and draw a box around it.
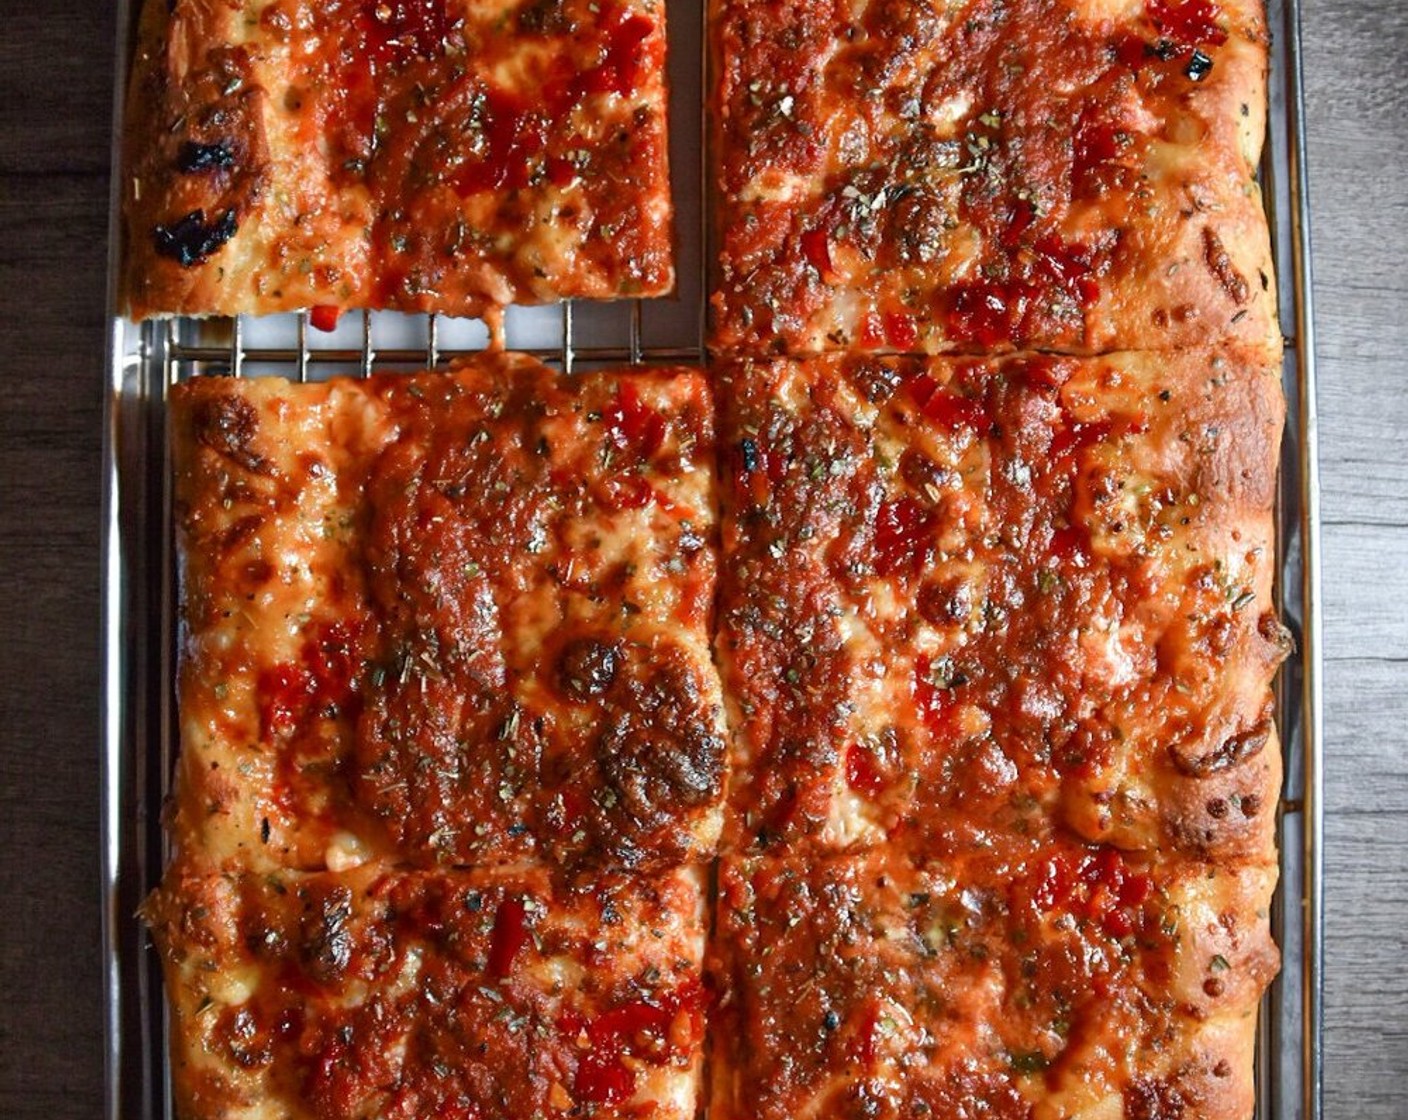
[122,0,674,320]
[715,348,1288,862]
[169,354,723,876]
[711,0,1277,356]
[147,859,707,1120]
[711,842,1278,1120]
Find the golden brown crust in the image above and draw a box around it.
[148,860,707,1120]
[123,0,674,320]
[710,0,1277,356]
[715,346,1286,863]
[168,355,723,877]
[710,846,1278,1120]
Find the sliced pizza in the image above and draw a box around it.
[716,348,1288,862]
[712,842,1278,1120]
[148,859,707,1120]
[169,354,723,876]
[711,0,1277,356]
[123,0,674,320]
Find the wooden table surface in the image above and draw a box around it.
[2,1,1403,1114]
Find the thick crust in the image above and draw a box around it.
[711,0,1277,356]
[715,347,1287,862]
[148,860,707,1120]
[123,0,674,320]
[711,845,1278,1120]
[169,355,723,876]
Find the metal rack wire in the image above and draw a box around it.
[102,0,1322,1117]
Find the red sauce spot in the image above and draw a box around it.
[1073,114,1131,199]
[1047,525,1091,567]
[1147,0,1228,47]
[873,497,935,576]
[733,437,786,506]
[360,0,454,67]
[604,381,667,460]
[309,305,342,332]
[452,87,550,195]
[1114,33,1153,70]
[883,310,918,350]
[913,655,960,738]
[258,622,361,740]
[1033,847,1153,938]
[581,11,655,98]
[801,227,833,278]
[844,743,886,798]
[947,279,1032,348]
[1030,235,1100,305]
[487,897,529,979]
[1021,357,1070,392]
[909,374,990,433]
[1048,418,1113,477]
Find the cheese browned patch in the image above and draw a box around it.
[168,354,723,877]
[711,0,1277,356]
[123,0,674,319]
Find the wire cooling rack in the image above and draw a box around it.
[101,0,1323,1117]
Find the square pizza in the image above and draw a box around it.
[715,348,1287,862]
[711,843,1278,1120]
[711,0,1277,356]
[148,859,707,1120]
[168,354,723,876]
[123,0,674,320]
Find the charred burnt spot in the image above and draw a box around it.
[541,641,725,868]
[153,207,239,267]
[177,140,237,174]
[192,390,270,474]
[299,883,355,986]
[595,649,723,811]
[556,636,622,701]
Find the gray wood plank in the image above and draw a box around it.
[1302,1,1408,1116]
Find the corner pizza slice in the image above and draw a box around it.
[716,348,1288,862]
[147,859,707,1120]
[169,354,723,876]
[711,842,1278,1120]
[711,0,1277,356]
[123,0,673,320]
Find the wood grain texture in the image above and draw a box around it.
[0,0,1404,1116]
[0,1,114,1114]
[1301,1,1408,1115]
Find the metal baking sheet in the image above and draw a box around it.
[100,0,1323,1116]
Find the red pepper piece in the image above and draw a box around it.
[604,381,667,459]
[1031,235,1100,306]
[873,497,935,576]
[309,305,342,332]
[801,227,833,279]
[487,897,529,979]
[948,280,1026,348]
[1147,0,1228,47]
[913,654,961,737]
[844,743,886,798]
